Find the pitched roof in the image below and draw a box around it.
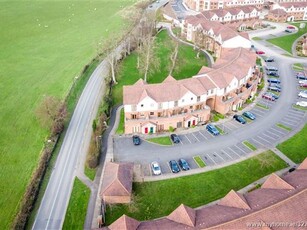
[167,204,196,227]
[261,173,294,190]
[298,158,307,170]
[218,190,251,210]
[109,215,139,230]
[163,75,177,83]
[101,162,133,197]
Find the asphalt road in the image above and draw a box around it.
[114,22,307,177]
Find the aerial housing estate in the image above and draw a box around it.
[266,1,307,22]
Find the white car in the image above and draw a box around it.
[299,80,307,84]
[296,101,307,107]
[298,91,307,99]
[151,161,161,175]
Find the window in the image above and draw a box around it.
[182,99,185,102]
[197,96,201,102]
[191,97,193,101]
[141,104,144,107]
[150,112,154,116]
[132,114,137,119]
[174,101,178,107]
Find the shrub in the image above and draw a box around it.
[169,126,175,132]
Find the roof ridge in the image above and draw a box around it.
[218,189,251,210]
[261,173,295,190]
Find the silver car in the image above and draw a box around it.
[151,161,161,175]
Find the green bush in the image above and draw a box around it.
[169,126,175,132]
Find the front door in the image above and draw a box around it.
[192,120,196,126]
[188,121,191,127]
[145,127,148,134]
[150,127,154,133]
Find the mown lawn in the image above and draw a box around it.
[112,30,208,105]
[277,124,307,163]
[0,1,137,228]
[267,23,307,54]
[116,108,125,134]
[105,151,287,224]
[146,136,172,146]
[62,178,91,229]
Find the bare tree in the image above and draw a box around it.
[36,96,67,135]
[194,28,206,58]
[169,39,179,75]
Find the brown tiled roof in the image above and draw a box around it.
[298,158,307,170]
[108,215,139,230]
[167,204,196,227]
[218,190,251,210]
[261,173,294,190]
[269,8,287,16]
[279,2,307,9]
[100,162,133,197]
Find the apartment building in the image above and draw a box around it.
[123,47,259,134]
[183,0,264,12]
[181,14,252,57]
[267,1,307,21]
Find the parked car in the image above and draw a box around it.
[266,92,279,100]
[151,161,161,175]
[169,160,180,173]
[288,167,296,173]
[170,134,180,143]
[299,83,307,88]
[256,50,265,55]
[296,72,307,80]
[299,80,307,84]
[285,28,294,33]
[178,159,190,171]
[298,90,307,99]
[268,86,281,92]
[296,101,307,107]
[266,71,279,77]
[262,93,276,101]
[265,66,278,72]
[132,135,141,145]
[269,83,281,89]
[242,111,256,120]
[264,57,274,62]
[233,114,246,124]
[267,78,281,84]
[206,124,220,136]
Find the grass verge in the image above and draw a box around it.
[84,166,97,181]
[105,151,287,225]
[193,156,206,168]
[216,126,225,135]
[293,63,304,71]
[116,108,125,134]
[277,124,307,163]
[146,136,172,146]
[243,141,257,151]
[276,123,292,131]
[256,103,269,110]
[62,178,91,229]
[292,104,307,111]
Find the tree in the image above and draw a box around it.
[169,39,179,75]
[36,96,67,135]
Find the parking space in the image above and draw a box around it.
[250,107,268,118]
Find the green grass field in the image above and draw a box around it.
[105,151,287,224]
[0,1,137,228]
[62,178,91,229]
[112,30,208,105]
[267,23,307,54]
[277,124,307,163]
[146,136,172,146]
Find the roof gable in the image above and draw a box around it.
[167,204,196,227]
[261,173,294,190]
[109,215,140,230]
[218,190,251,210]
[298,158,307,170]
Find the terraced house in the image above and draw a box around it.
[183,0,264,12]
[267,1,307,21]
[123,47,260,134]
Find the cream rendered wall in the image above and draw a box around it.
[226,78,239,93]
[222,36,251,48]
[137,96,157,112]
[178,91,197,107]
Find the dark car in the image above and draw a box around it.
[269,83,281,89]
[242,111,256,120]
[288,167,296,173]
[266,92,279,100]
[265,57,274,62]
[268,86,281,92]
[267,78,281,84]
[169,160,180,173]
[170,134,180,144]
[296,72,307,80]
[206,124,220,136]
[233,114,246,124]
[266,71,279,77]
[265,66,278,72]
[132,135,141,145]
[178,159,190,171]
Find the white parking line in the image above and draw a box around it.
[221,149,234,160]
[281,118,297,125]
[252,108,266,115]
[290,109,305,116]
[280,120,295,127]
[256,135,272,144]
[192,132,200,142]
[213,152,226,162]
[205,154,217,165]
[235,144,249,154]
[284,114,301,122]
[184,135,192,144]
[227,147,242,158]
[223,123,234,131]
[264,130,281,139]
[227,121,239,129]
[198,131,208,140]
[270,127,286,135]
[261,132,278,140]
[250,138,265,147]
[250,111,264,117]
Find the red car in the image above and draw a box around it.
[262,93,275,101]
[256,50,265,55]
[299,83,307,88]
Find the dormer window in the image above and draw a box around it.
[141,104,144,107]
